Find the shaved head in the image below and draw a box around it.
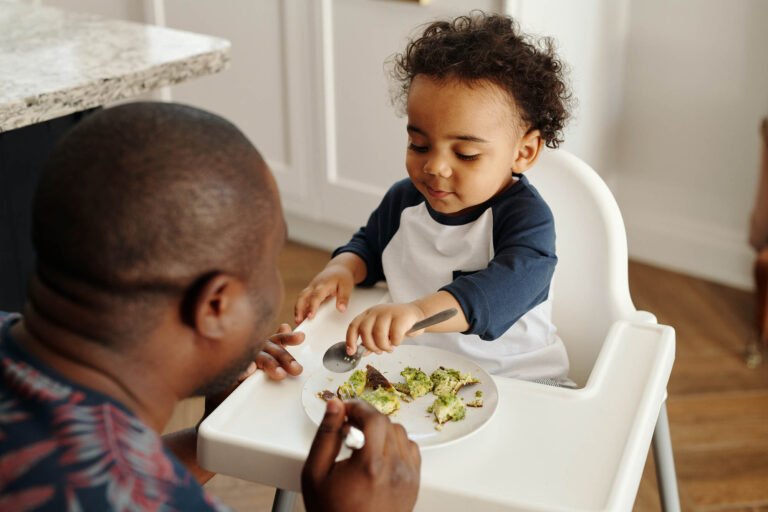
[31,102,280,344]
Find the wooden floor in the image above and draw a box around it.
[165,242,768,512]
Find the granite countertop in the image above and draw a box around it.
[0,2,230,132]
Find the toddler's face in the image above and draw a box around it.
[405,75,525,215]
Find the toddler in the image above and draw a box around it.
[296,12,572,382]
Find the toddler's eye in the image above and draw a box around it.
[408,143,428,153]
[456,152,480,161]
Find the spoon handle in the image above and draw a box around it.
[406,308,458,334]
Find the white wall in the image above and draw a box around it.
[510,0,766,290]
[612,0,768,289]
[507,0,631,183]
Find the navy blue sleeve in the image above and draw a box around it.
[333,179,424,287]
[440,182,557,340]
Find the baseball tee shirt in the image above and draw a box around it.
[335,176,570,381]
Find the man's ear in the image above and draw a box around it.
[512,129,544,173]
[182,272,247,340]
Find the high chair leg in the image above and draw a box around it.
[272,489,298,512]
[652,402,680,512]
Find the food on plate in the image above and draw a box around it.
[430,367,479,397]
[359,387,401,415]
[337,369,366,400]
[325,364,402,415]
[317,362,482,425]
[365,364,394,391]
[316,389,336,401]
[466,390,484,408]
[428,394,466,424]
[400,367,432,398]
[360,364,401,414]
[393,381,410,395]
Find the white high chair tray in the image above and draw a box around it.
[198,287,675,511]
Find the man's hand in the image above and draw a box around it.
[302,399,421,512]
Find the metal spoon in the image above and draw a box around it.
[322,308,458,373]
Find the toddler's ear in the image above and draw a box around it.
[512,129,543,173]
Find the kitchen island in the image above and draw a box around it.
[0,2,230,310]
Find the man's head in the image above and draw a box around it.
[30,102,285,396]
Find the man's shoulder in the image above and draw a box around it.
[0,395,220,510]
[0,349,222,511]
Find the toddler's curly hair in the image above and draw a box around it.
[391,11,572,148]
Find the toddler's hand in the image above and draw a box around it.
[295,264,355,324]
[345,303,425,355]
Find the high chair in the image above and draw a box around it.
[529,148,680,511]
[198,149,680,512]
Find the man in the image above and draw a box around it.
[0,102,420,511]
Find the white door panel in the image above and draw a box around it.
[315,0,503,231]
[163,0,316,216]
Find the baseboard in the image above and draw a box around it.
[624,211,754,291]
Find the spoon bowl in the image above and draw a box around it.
[322,342,365,373]
[321,308,457,373]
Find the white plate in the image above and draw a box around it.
[301,345,498,449]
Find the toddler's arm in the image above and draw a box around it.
[345,291,469,355]
[294,252,367,324]
[295,180,420,325]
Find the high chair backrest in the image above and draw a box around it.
[527,149,640,386]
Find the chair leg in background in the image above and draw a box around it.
[652,402,681,512]
[272,489,298,512]
[747,251,768,367]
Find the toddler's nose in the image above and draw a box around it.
[423,158,452,178]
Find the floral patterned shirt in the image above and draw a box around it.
[0,312,228,511]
